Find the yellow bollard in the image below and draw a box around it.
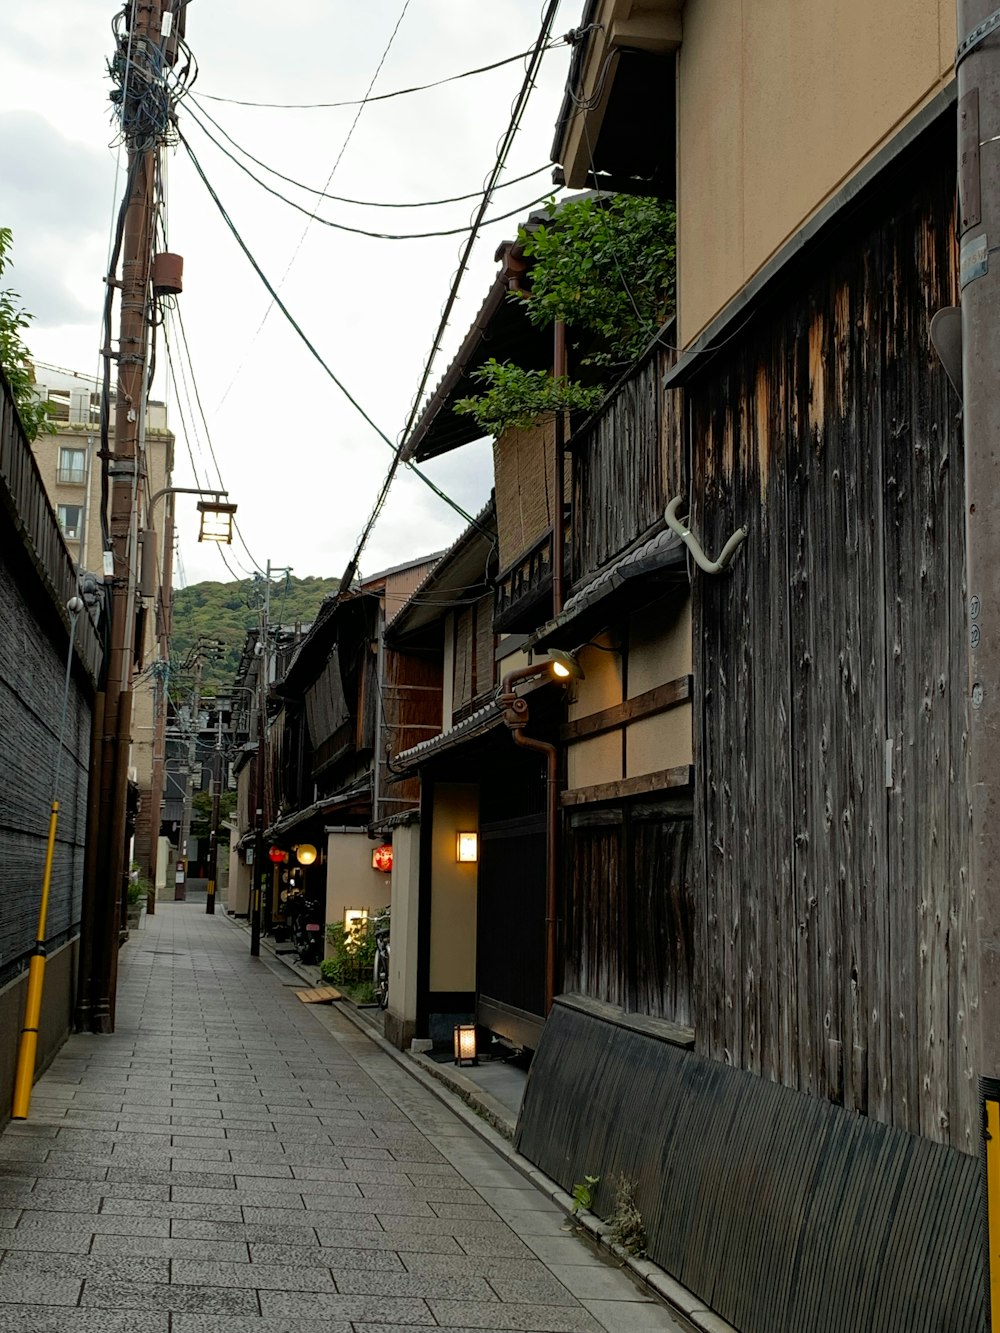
[12,800,59,1120]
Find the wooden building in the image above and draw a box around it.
[513,4,981,1332]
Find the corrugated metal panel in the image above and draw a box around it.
[516,1003,984,1333]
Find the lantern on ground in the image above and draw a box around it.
[453,1024,477,1066]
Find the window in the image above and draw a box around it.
[57,504,82,540]
[57,447,87,485]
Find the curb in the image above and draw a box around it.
[218,910,735,1333]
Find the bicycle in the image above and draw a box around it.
[372,914,390,1009]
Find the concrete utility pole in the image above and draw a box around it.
[205,701,224,915]
[77,0,166,1033]
[176,654,204,901]
[957,1,1000,1324]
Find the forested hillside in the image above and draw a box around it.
[169,574,338,693]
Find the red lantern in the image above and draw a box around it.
[268,847,288,864]
[371,843,393,873]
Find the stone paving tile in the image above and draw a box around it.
[580,1299,686,1332]
[171,1318,351,1333]
[258,1290,435,1324]
[0,1251,171,1284]
[313,1228,463,1255]
[0,1227,94,1254]
[78,1280,260,1315]
[331,1271,499,1301]
[0,1310,169,1332]
[428,1301,604,1331]
[15,1211,171,1238]
[90,1234,251,1262]
[248,1242,405,1270]
[172,1259,335,1291]
[170,1219,320,1245]
[0,1273,82,1305]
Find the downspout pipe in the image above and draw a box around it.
[499,665,561,1015]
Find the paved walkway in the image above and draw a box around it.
[0,905,684,1332]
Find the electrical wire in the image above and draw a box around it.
[183,92,551,209]
[180,98,556,241]
[175,128,480,532]
[339,0,562,596]
[196,43,566,110]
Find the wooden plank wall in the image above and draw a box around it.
[571,344,681,582]
[690,143,971,1150]
[563,799,694,1025]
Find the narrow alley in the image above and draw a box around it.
[0,906,682,1333]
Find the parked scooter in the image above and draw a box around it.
[283,886,324,965]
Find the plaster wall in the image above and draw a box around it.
[428,783,479,994]
[678,0,955,343]
[323,831,390,935]
[384,822,420,1049]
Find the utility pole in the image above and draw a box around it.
[956,1,1000,1324]
[78,0,165,1033]
[205,701,224,915]
[250,562,291,956]
[176,654,203,901]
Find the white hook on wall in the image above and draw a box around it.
[665,496,748,574]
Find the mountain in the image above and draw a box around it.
[169,574,338,695]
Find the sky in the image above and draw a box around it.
[0,1,574,589]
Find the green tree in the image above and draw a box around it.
[0,228,54,441]
[454,193,676,437]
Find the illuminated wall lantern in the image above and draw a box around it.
[344,907,369,937]
[456,832,479,864]
[371,843,393,873]
[453,1023,478,1066]
[295,843,318,866]
[268,847,288,865]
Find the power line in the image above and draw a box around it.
[176,129,479,532]
[184,93,551,209]
[196,43,564,110]
[339,0,562,595]
[180,96,555,240]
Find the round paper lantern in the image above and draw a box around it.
[371,843,393,873]
[295,843,318,866]
[268,846,288,864]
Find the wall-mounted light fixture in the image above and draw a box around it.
[453,1023,478,1066]
[548,647,585,681]
[456,832,479,863]
[295,843,318,866]
[268,846,288,865]
[371,843,393,873]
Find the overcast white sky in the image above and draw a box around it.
[0,1,573,588]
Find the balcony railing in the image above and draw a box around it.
[494,527,553,634]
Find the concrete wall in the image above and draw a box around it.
[429,783,479,993]
[384,822,421,1050]
[677,0,955,342]
[323,830,391,939]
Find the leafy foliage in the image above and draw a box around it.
[452,193,676,436]
[191,789,238,844]
[516,193,676,367]
[608,1174,647,1257]
[170,574,338,694]
[454,360,604,436]
[570,1173,600,1216]
[0,228,55,442]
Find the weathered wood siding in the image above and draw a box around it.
[450,593,494,722]
[563,799,694,1026]
[571,344,682,582]
[690,147,970,1148]
[377,648,443,818]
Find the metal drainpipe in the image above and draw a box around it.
[500,665,560,1015]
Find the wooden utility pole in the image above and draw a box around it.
[77,0,165,1032]
[957,0,1000,1323]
